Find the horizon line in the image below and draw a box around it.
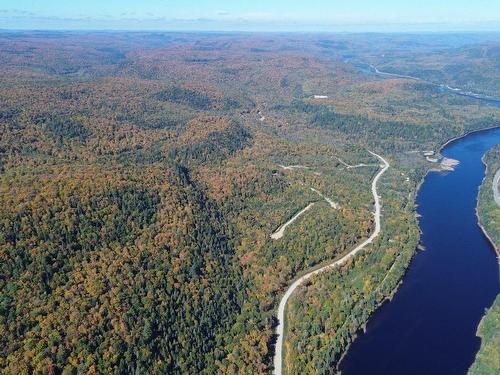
[1,28,500,34]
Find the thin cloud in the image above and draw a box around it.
[0,9,37,16]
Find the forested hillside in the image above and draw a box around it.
[0,31,499,374]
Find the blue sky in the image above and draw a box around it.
[1,0,499,31]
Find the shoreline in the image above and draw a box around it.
[439,124,500,153]
[436,125,500,257]
[413,126,500,205]
[476,154,500,255]
[424,126,500,374]
[416,126,500,374]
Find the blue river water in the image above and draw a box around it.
[340,126,500,374]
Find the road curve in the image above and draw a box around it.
[273,151,389,375]
[493,168,500,207]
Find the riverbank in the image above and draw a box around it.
[476,152,500,254]
[469,295,500,375]
[439,125,500,153]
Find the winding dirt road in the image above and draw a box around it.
[336,157,378,169]
[278,164,310,171]
[310,188,339,209]
[271,203,316,240]
[273,151,389,375]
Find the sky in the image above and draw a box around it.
[0,0,499,32]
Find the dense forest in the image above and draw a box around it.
[0,31,499,374]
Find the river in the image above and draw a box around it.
[339,125,500,374]
[351,62,500,104]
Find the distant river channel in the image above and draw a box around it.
[340,124,500,374]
